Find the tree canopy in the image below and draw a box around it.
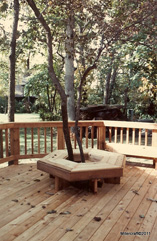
[0,0,156,121]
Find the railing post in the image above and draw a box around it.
[57,127,65,150]
[152,129,157,169]
[10,128,20,165]
[152,129,157,147]
[97,125,106,150]
[0,130,3,158]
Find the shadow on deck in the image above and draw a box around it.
[0,163,156,241]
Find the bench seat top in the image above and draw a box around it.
[38,158,122,173]
[37,149,126,181]
[106,143,157,159]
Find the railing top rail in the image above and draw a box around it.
[0,123,15,129]
[103,120,157,130]
[0,120,104,129]
[0,120,156,130]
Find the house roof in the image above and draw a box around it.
[15,85,24,97]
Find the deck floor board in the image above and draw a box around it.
[0,163,156,241]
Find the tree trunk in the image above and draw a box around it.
[124,87,128,118]
[51,89,57,113]
[8,0,19,122]
[78,25,87,106]
[46,84,51,112]
[108,66,118,102]
[26,0,74,161]
[103,67,112,104]
[65,13,75,121]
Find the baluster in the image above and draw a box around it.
[120,128,123,143]
[74,131,77,149]
[91,126,94,148]
[24,128,27,155]
[31,128,34,154]
[44,128,47,153]
[126,128,129,144]
[5,129,9,157]
[114,127,118,143]
[97,127,99,149]
[152,129,157,147]
[145,129,148,146]
[38,128,40,154]
[10,128,20,164]
[85,126,88,148]
[51,127,53,152]
[0,129,3,158]
[138,128,141,145]
[109,127,112,143]
[132,128,135,145]
[69,127,75,148]
[80,127,83,144]
[70,126,76,149]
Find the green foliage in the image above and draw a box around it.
[0,1,8,13]
[95,39,156,119]
[0,60,9,97]
[15,99,36,113]
[0,96,7,113]
[25,63,62,120]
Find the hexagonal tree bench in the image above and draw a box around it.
[37,149,126,193]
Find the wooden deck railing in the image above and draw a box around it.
[103,120,157,146]
[0,120,157,166]
[103,121,157,169]
[0,121,104,165]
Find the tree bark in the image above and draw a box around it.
[65,13,75,121]
[46,84,51,112]
[108,66,118,102]
[103,67,112,104]
[124,87,128,118]
[8,0,19,122]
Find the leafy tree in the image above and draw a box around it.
[26,0,75,161]
[25,0,156,160]
[0,61,9,96]
[95,40,156,120]
[25,63,62,120]
[129,49,157,118]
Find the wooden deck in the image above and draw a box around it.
[0,163,156,241]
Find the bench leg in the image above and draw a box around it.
[89,179,98,193]
[89,179,104,193]
[93,179,98,193]
[55,176,61,192]
[54,176,70,192]
[153,158,157,170]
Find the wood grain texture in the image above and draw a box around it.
[0,164,156,241]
